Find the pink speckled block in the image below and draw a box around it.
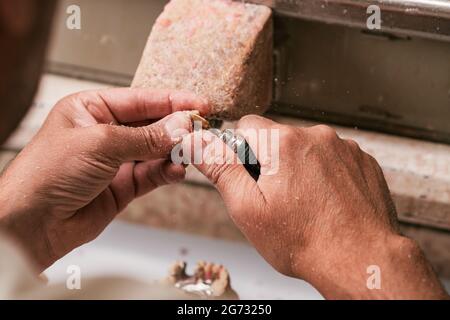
[132,0,273,120]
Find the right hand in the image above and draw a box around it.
[184,115,447,299]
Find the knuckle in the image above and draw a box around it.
[278,126,300,144]
[370,155,383,172]
[94,123,115,141]
[278,126,301,150]
[363,152,384,174]
[312,125,338,142]
[62,92,82,103]
[67,91,91,106]
[345,138,361,150]
[52,93,80,113]
[147,166,168,189]
[137,126,164,155]
[364,152,377,164]
[80,124,122,167]
[155,163,176,186]
[237,115,264,129]
[51,91,99,119]
[90,124,117,156]
[236,115,254,129]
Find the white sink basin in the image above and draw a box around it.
[44,221,323,300]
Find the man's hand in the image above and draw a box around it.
[0,88,208,271]
[185,115,448,299]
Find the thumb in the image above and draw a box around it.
[86,111,193,162]
[181,130,263,209]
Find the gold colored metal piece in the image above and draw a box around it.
[189,112,211,130]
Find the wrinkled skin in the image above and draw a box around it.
[0,88,208,269]
[183,116,448,299]
[0,0,210,271]
[0,0,447,300]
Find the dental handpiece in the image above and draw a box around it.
[190,113,261,181]
[216,129,261,181]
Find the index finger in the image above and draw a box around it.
[83,88,210,124]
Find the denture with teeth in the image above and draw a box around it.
[164,261,239,299]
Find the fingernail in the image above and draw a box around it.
[164,112,192,142]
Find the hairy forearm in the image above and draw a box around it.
[303,235,448,300]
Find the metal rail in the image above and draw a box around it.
[243,0,450,41]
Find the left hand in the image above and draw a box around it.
[0,88,208,271]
